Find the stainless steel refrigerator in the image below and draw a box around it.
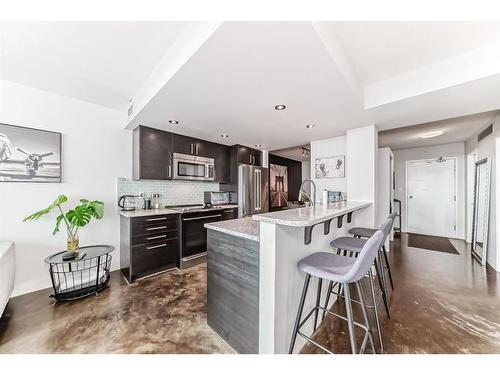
[238,164,269,217]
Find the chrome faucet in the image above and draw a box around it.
[299,179,317,206]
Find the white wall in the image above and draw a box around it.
[393,142,466,239]
[0,80,131,296]
[347,125,378,227]
[465,116,500,271]
[309,135,346,203]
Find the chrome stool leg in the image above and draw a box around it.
[356,280,376,354]
[343,283,357,354]
[289,274,311,354]
[374,257,390,319]
[368,268,383,352]
[382,245,394,290]
[313,278,323,330]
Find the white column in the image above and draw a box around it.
[346,125,378,227]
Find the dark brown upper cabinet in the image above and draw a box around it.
[172,134,205,156]
[235,145,262,166]
[133,126,173,180]
[133,126,231,182]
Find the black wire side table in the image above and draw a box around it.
[44,245,114,302]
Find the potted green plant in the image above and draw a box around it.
[23,195,104,253]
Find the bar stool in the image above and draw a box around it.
[289,230,386,354]
[326,217,394,352]
[349,212,396,291]
[330,215,396,318]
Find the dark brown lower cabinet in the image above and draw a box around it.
[120,213,179,283]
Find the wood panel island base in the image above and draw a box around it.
[205,201,371,354]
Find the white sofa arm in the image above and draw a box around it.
[0,241,15,317]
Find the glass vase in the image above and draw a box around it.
[67,233,79,252]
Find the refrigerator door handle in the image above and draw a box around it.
[255,169,261,210]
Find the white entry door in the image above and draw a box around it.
[407,158,457,237]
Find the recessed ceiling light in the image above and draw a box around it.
[169,119,179,125]
[305,124,315,129]
[419,130,444,139]
[220,134,229,138]
[255,144,262,148]
[274,104,286,110]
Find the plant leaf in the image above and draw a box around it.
[66,207,92,227]
[23,194,68,222]
[53,214,64,235]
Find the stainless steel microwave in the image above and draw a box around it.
[172,153,215,181]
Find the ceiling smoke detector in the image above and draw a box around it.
[419,130,444,139]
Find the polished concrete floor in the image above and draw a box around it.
[1,234,499,354]
[302,234,500,354]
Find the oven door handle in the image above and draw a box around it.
[182,214,222,221]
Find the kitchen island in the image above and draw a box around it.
[205,201,371,354]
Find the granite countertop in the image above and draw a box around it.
[204,217,260,242]
[118,208,180,218]
[252,201,371,227]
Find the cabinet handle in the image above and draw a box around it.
[249,155,252,164]
[223,210,234,213]
[190,144,194,154]
[146,226,167,231]
[146,234,167,241]
[146,243,167,250]
[168,165,172,178]
[146,217,167,221]
[182,214,222,221]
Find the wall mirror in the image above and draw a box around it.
[471,157,492,266]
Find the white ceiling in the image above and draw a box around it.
[333,22,500,84]
[0,21,189,110]
[2,21,500,151]
[378,110,498,150]
[271,144,310,162]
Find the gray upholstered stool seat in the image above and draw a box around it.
[298,252,356,281]
[348,227,377,238]
[330,236,367,253]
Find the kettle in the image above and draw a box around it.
[118,195,136,211]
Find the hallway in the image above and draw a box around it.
[303,234,500,354]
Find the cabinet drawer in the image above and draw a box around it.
[132,217,178,235]
[133,214,178,227]
[132,238,178,277]
[131,229,178,246]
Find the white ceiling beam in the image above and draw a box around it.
[365,42,500,109]
[126,21,222,129]
[311,22,364,97]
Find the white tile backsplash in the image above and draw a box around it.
[117,178,220,208]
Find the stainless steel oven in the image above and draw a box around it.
[173,153,215,181]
